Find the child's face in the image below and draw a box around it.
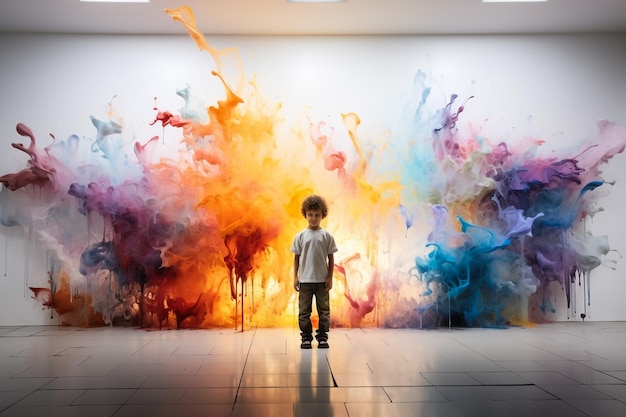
[305,209,323,229]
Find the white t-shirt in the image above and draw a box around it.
[290,228,338,283]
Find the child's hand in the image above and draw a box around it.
[294,279,300,291]
[325,278,333,291]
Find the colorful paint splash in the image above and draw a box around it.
[1,6,624,329]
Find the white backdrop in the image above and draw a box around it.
[0,33,625,325]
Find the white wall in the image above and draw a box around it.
[0,33,625,325]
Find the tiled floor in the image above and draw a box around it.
[1,322,625,417]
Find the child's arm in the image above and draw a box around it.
[293,254,300,291]
[325,253,334,291]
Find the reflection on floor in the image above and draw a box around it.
[1,322,626,417]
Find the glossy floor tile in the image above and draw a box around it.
[1,322,625,416]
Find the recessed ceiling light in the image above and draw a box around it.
[80,0,150,3]
[483,0,547,2]
[287,0,346,3]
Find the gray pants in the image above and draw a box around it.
[298,283,330,341]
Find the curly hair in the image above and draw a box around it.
[301,194,329,218]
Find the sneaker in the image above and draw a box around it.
[300,340,312,349]
[318,340,329,349]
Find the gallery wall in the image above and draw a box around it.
[0,32,625,327]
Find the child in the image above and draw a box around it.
[291,194,338,349]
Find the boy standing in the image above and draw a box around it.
[291,195,338,349]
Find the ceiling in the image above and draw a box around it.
[0,0,625,36]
